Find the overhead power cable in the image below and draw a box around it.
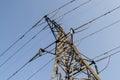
[75,19,120,45]
[37,0,91,31]
[0,26,47,68]
[6,42,56,80]
[0,0,76,58]
[5,24,72,80]
[27,31,71,62]
[6,18,120,80]
[26,58,54,80]
[7,61,30,80]
[38,0,91,38]
[6,27,75,80]
[93,44,120,59]
[95,50,120,63]
[54,0,91,21]
[92,44,120,73]
[46,0,77,17]
[7,58,54,80]
[38,0,91,28]
[0,17,45,58]
[35,0,79,28]
[74,4,120,32]
[80,50,119,76]
[93,50,120,74]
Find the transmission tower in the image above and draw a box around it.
[44,16,101,80]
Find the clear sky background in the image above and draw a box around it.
[0,0,120,80]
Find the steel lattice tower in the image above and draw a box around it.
[44,16,101,80]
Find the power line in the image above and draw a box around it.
[6,54,38,80]
[3,0,120,80]
[37,0,91,34]
[39,0,92,38]
[46,0,77,17]
[36,0,92,31]
[74,4,120,32]
[7,61,30,80]
[37,0,80,26]
[95,50,120,63]
[0,26,47,68]
[75,27,89,33]
[2,0,82,72]
[54,0,91,21]
[88,44,120,74]
[6,58,54,80]
[26,58,54,80]
[80,56,111,76]
[75,19,120,45]
[93,50,120,74]
[25,3,120,80]
[73,19,120,73]
[65,48,116,77]
[93,44,120,59]
[0,17,45,58]
[6,42,56,80]
[5,28,75,80]
[80,50,119,76]
[3,1,120,80]
[0,21,34,57]
[36,0,78,27]
[91,43,120,73]
[0,0,76,58]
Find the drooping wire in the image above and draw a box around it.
[93,50,120,74]
[98,56,111,74]
[26,58,54,80]
[77,50,119,76]
[74,4,120,32]
[74,19,120,74]
[0,26,48,68]
[75,19,120,45]
[0,0,77,58]
[87,45,120,74]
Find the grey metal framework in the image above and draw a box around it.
[45,16,101,80]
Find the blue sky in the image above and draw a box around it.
[0,0,120,80]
